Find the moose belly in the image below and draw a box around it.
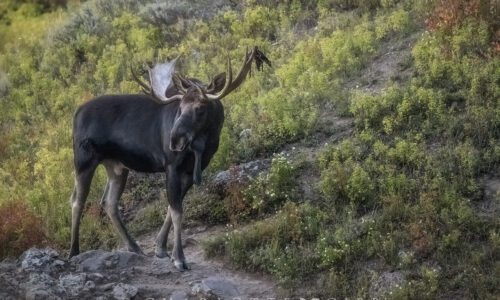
[97,141,165,173]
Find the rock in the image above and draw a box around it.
[475,176,500,218]
[58,273,86,297]
[369,271,405,299]
[25,289,60,300]
[211,159,270,194]
[112,283,138,300]
[239,128,252,139]
[170,290,189,300]
[87,272,105,283]
[0,272,21,299]
[71,250,113,272]
[72,250,146,272]
[19,248,65,274]
[192,276,240,299]
[21,273,64,300]
[148,257,174,277]
[98,283,115,291]
[85,280,96,290]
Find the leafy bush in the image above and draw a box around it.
[0,201,46,258]
[184,191,227,226]
[204,202,326,284]
[225,153,298,223]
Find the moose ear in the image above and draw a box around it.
[207,72,226,93]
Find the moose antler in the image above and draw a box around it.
[132,47,271,103]
[131,57,183,103]
[204,46,271,101]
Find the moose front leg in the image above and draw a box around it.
[170,205,187,270]
[158,166,191,270]
[155,206,172,258]
[156,172,192,260]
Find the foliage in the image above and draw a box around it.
[129,201,166,236]
[204,1,499,298]
[0,201,46,258]
[0,1,498,298]
[204,202,325,284]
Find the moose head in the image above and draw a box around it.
[131,47,270,184]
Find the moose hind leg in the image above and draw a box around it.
[103,162,143,255]
[69,162,98,258]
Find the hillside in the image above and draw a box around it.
[0,0,499,298]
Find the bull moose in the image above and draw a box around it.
[69,47,270,270]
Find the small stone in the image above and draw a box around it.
[85,280,96,290]
[192,276,240,298]
[21,273,64,300]
[112,283,138,300]
[99,283,115,291]
[170,290,188,300]
[87,272,105,283]
[239,128,252,139]
[58,273,86,297]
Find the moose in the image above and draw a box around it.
[69,47,270,270]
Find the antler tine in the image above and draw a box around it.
[131,66,152,94]
[173,73,191,94]
[205,47,255,101]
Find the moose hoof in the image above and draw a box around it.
[174,260,189,271]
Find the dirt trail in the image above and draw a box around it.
[133,226,278,298]
[0,226,276,299]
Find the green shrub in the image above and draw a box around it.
[204,202,326,283]
[184,192,227,226]
[374,8,412,40]
[225,153,298,223]
[129,201,166,236]
[347,164,376,209]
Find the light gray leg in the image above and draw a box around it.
[98,180,110,217]
[171,207,187,270]
[162,167,191,270]
[103,164,143,255]
[100,180,110,206]
[155,206,172,258]
[69,165,97,258]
